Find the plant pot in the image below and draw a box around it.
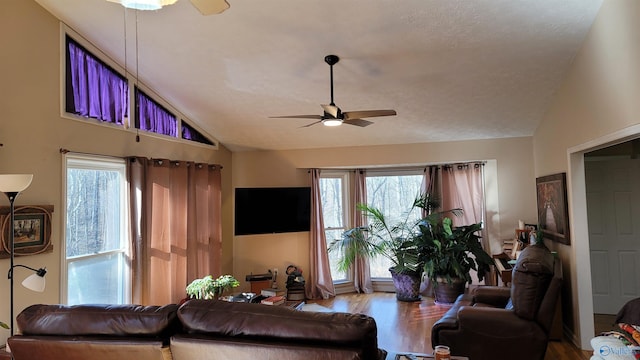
[433,276,466,304]
[390,268,422,302]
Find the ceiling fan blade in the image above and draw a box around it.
[343,119,374,127]
[321,104,340,118]
[190,0,230,15]
[301,120,323,128]
[343,109,397,120]
[269,115,323,120]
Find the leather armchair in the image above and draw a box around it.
[431,245,562,360]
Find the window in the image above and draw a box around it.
[65,36,128,125]
[366,170,423,278]
[182,121,215,146]
[135,88,177,137]
[63,155,130,305]
[320,169,423,284]
[319,172,349,282]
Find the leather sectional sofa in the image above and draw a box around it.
[7,299,387,360]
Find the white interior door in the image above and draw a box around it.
[587,158,640,314]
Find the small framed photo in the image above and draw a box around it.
[13,213,45,248]
[1,205,53,258]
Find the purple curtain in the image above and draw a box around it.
[137,90,177,137]
[67,39,128,124]
[182,122,214,145]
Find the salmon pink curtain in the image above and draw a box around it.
[306,169,335,299]
[441,162,490,284]
[128,157,222,305]
[441,163,485,227]
[353,169,373,293]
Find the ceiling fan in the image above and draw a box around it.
[270,55,397,128]
[107,0,230,15]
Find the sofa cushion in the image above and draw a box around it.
[510,245,554,321]
[178,299,381,359]
[16,304,180,337]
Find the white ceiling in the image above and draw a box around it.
[35,0,603,152]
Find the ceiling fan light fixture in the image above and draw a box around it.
[113,0,178,11]
[322,119,343,127]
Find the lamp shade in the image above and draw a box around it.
[22,272,46,292]
[0,174,33,193]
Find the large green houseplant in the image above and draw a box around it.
[329,193,493,303]
[329,194,444,301]
[417,215,494,303]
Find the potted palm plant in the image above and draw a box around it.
[185,274,240,300]
[329,194,442,302]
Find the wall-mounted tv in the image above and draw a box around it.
[234,187,311,236]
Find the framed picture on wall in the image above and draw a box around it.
[536,173,570,245]
[0,205,54,258]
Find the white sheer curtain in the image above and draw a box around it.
[353,169,373,293]
[306,169,336,299]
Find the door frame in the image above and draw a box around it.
[568,124,640,349]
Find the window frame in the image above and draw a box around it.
[365,168,425,291]
[61,153,131,305]
[319,170,354,288]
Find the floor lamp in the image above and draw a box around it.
[0,174,46,337]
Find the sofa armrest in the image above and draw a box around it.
[472,286,512,307]
[456,306,542,336]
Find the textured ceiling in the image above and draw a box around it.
[35,0,602,152]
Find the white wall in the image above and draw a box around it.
[533,0,640,349]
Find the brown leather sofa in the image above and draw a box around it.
[431,244,562,360]
[8,299,387,360]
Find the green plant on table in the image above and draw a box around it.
[0,321,7,330]
[186,274,240,300]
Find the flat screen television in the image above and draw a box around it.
[235,187,311,235]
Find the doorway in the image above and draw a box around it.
[568,125,640,348]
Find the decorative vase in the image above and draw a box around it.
[433,276,466,304]
[390,268,422,302]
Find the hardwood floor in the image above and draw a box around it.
[311,292,592,360]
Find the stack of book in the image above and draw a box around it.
[260,295,286,306]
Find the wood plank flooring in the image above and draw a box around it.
[310,292,592,360]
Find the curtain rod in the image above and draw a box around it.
[311,161,486,172]
[60,149,223,169]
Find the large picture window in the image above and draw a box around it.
[63,154,130,305]
[320,164,487,289]
[366,170,423,279]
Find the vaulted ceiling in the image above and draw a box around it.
[35,0,603,151]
